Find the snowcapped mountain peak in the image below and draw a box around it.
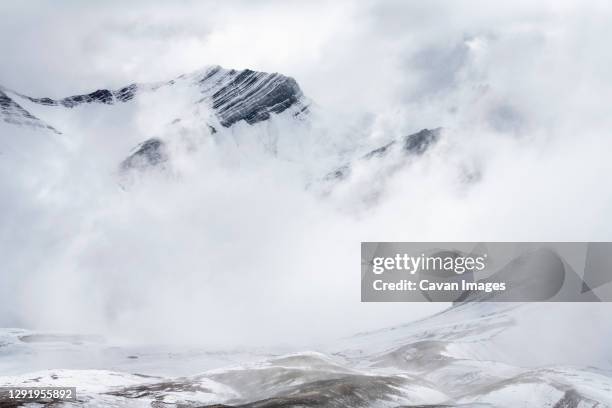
[1,66,437,194]
[1,65,312,177]
[2,65,309,133]
[201,66,308,127]
[164,65,310,128]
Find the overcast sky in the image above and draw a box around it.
[2,0,609,112]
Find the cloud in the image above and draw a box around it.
[1,0,612,348]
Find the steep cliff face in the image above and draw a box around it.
[205,67,307,127]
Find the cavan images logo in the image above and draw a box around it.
[361,242,612,303]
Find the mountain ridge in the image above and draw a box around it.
[0,65,309,134]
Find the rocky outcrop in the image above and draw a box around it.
[0,89,60,133]
[204,67,308,127]
[327,128,442,181]
[23,84,138,108]
[363,127,442,159]
[120,138,167,172]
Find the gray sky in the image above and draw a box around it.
[3,0,609,113]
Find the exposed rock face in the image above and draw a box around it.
[14,65,308,130]
[120,138,167,171]
[24,84,138,108]
[206,67,307,127]
[0,89,59,133]
[328,128,443,181]
[364,127,442,159]
[403,127,441,154]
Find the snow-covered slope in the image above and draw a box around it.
[2,302,611,407]
[1,65,315,183]
[0,65,442,190]
[0,89,59,134]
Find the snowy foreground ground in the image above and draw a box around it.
[1,302,611,407]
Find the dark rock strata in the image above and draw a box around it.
[210,68,306,127]
[328,128,442,181]
[25,85,138,108]
[0,89,60,133]
[18,65,308,129]
[120,138,167,171]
